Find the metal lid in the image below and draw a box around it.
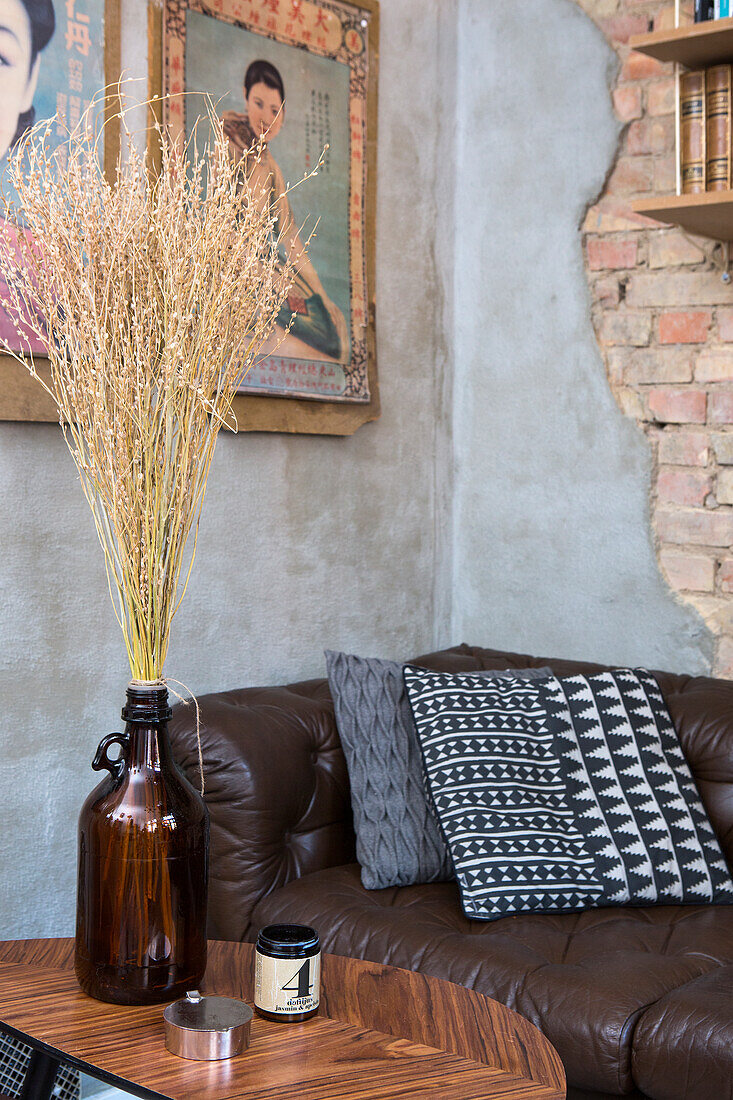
[163,991,253,1060]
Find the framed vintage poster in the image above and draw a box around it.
[158,0,379,435]
[0,0,121,421]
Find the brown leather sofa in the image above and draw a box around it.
[169,644,733,1100]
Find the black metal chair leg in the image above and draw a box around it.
[19,1048,60,1100]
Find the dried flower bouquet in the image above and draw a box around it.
[0,105,301,680]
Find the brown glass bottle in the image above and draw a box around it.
[75,682,209,1005]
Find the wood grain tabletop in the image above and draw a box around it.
[0,938,565,1100]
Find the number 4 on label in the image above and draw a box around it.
[282,959,312,998]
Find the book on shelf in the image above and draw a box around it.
[707,65,732,188]
[693,0,731,23]
[680,70,707,193]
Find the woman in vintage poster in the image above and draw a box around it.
[222,58,349,363]
[0,0,54,159]
[0,0,55,351]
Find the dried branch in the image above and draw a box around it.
[0,95,309,680]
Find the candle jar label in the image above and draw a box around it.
[255,950,321,1016]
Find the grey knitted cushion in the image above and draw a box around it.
[325,651,552,890]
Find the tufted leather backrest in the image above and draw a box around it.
[169,678,355,941]
[169,645,733,941]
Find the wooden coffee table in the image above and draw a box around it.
[0,938,565,1099]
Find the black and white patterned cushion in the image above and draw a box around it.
[402,667,607,919]
[403,665,733,921]
[542,668,733,905]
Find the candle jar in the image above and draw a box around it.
[254,924,321,1022]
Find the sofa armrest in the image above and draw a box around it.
[169,678,355,942]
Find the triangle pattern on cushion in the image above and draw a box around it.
[541,668,733,907]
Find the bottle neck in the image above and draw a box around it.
[124,722,173,770]
[121,682,173,770]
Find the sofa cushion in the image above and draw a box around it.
[543,668,733,905]
[403,667,604,919]
[324,650,454,889]
[632,965,733,1100]
[251,863,733,1097]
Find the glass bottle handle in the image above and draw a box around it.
[92,732,130,780]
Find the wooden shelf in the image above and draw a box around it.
[630,17,733,68]
[629,20,733,242]
[632,191,733,239]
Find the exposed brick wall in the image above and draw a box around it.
[577,0,733,677]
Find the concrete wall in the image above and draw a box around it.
[451,0,712,672]
[0,0,457,938]
[0,0,713,940]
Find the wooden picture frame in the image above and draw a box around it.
[0,0,122,423]
[153,0,380,435]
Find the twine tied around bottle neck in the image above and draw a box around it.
[128,677,204,796]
